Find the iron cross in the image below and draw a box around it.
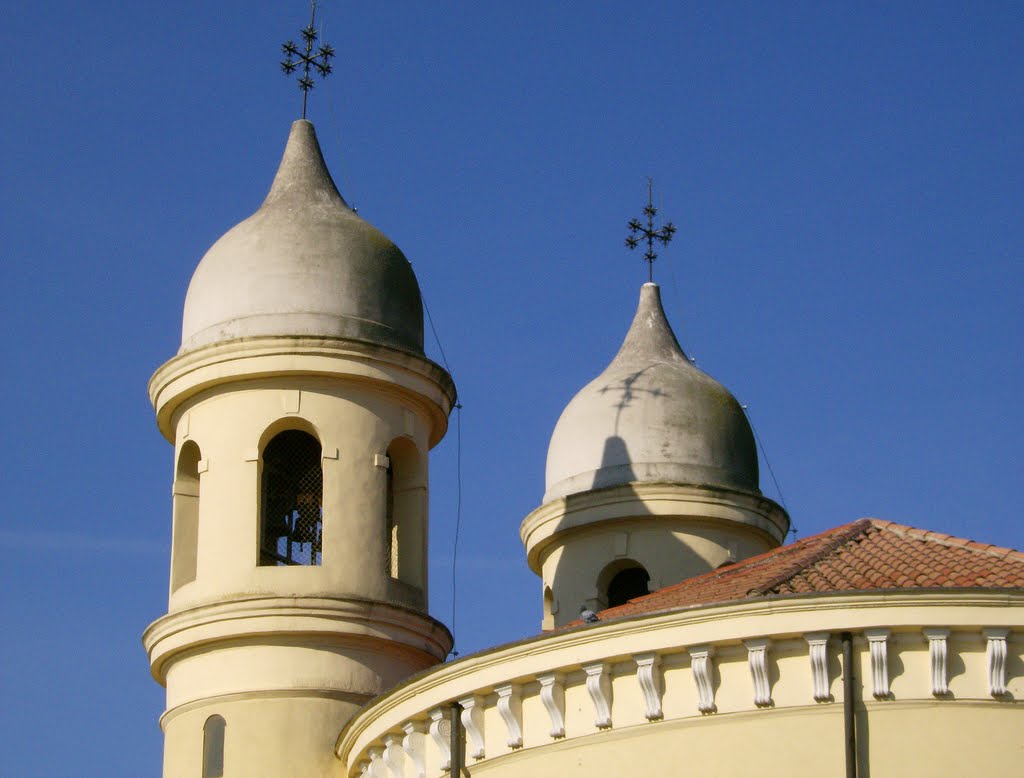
[281,1,336,119]
[625,179,677,282]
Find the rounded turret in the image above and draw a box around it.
[145,120,454,777]
[522,283,787,629]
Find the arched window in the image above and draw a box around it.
[260,430,323,566]
[170,441,201,592]
[202,714,225,778]
[606,566,650,608]
[542,585,556,630]
[383,438,424,588]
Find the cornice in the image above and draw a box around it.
[148,336,456,445]
[143,594,453,683]
[520,481,789,572]
[336,588,1024,761]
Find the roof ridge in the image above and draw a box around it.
[745,519,875,596]
[867,518,1024,562]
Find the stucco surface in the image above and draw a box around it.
[180,120,424,354]
[544,283,758,502]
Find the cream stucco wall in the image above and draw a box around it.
[146,336,456,778]
[338,592,1024,778]
[522,482,788,627]
[165,374,432,611]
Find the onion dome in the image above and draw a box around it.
[543,283,759,502]
[179,120,423,354]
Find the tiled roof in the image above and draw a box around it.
[591,519,1024,622]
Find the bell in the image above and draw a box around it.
[292,495,321,542]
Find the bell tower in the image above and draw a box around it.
[521,282,789,628]
[143,120,455,777]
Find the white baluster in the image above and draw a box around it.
[401,720,428,778]
[459,694,486,760]
[537,672,566,738]
[582,661,613,729]
[864,628,892,699]
[428,707,451,771]
[923,628,950,696]
[983,628,1010,697]
[688,645,716,713]
[634,652,663,720]
[495,684,524,748]
[805,632,831,702]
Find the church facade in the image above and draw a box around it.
[144,119,1023,777]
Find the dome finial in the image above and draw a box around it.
[625,178,677,282]
[280,0,335,119]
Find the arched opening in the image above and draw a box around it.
[170,441,201,592]
[202,714,225,778]
[597,558,651,609]
[542,585,556,630]
[259,430,323,566]
[607,566,650,608]
[384,438,424,589]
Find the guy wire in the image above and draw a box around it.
[422,292,463,656]
[745,408,796,537]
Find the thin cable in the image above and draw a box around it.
[745,407,796,536]
[449,402,463,656]
[423,293,453,375]
[422,292,463,656]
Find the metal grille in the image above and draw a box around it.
[260,430,323,566]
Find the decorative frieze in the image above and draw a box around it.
[864,628,892,699]
[923,628,950,696]
[427,708,451,771]
[537,672,566,738]
[805,632,831,702]
[983,628,1010,697]
[688,645,716,713]
[346,620,1021,773]
[744,638,773,707]
[634,652,663,720]
[459,694,486,760]
[495,684,524,749]
[583,661,613,728]
[401,720,428,778]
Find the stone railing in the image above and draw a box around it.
[335,592,1022,777]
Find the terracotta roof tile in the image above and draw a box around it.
[585,519,1024,623]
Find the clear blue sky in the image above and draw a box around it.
[1,2,1021,775]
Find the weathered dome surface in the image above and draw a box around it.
[544,283,759,502]
[180,120,424,354]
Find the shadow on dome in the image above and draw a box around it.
[595,365,666,436]
[545,432,712,619]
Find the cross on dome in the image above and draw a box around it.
[625,178,677,282]
[280,0,335,119]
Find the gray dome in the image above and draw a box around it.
[180,120,423,354]
[544,283,759,502]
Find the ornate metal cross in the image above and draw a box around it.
[281,1,335,119]
[625,178,677,282]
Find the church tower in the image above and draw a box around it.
[521,281,789,628]
[143,120,455,777]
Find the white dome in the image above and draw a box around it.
[544,283,759,502]
[179,120,423,354]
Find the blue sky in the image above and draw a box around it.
[1,2,1021,775]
